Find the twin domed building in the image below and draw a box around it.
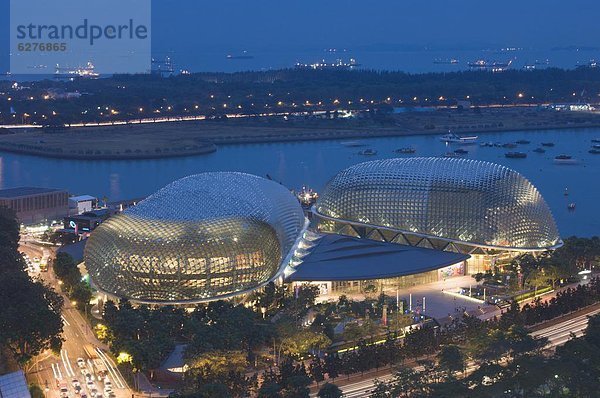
[84,158,561,305]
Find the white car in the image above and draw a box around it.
[90,388,100,398]
[71,378,80,388]
[86,380,94,389]
[77,358,86,368]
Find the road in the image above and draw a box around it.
[22,239,132,398]
[313,308,600,398]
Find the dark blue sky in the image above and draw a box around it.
[150,0,599,50]
[2,0,600,73]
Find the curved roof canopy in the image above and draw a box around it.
[316,158,561,251]
[287,234,469,281]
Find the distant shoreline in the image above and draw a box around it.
[1,107,600,160]
[208,120,600,146]
[0,142,217,160]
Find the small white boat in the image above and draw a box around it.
[440,132,478,144]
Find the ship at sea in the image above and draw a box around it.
[54,62,99,79]
[467,59,513,72]
[295,58,360,70]
[433,58,459,64]
[226,50,254,60]
[151,56,176,77]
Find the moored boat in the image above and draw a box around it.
[516,140,531,144]
[442,152,461,158]
[533,148,546,153]
[359,149,378,156]
[394,147,416,154]
[541,142,555,147]
[341,141,367,147]
[554,154,578,164]
[505,152,527,159]
[439,132,478,144]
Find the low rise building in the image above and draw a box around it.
[69,194,98,215]
[63,208,111,235]
[0,187,69,225]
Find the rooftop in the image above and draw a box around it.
[0,186,65,199]
[287,234,470,282]
[69,195,97,202]
[0,370,31,398]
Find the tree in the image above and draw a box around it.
[29,384,45,398]
[0,208,25,274]
[281,374,311,398]
[279,328,331,358]
[53,252,80,289]
[437,345,465,376]
[323,353,341,380]
[258,381,282,398]
[0,208,64,365]
[0,208,20,252]
[317,382,343,398]
[71,283,93,311]
[309,357,324,385]
[0,273,64,364]
[186,350,247,381]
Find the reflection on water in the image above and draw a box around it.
[0,128,599,237]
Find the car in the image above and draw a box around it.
[59,385,69,398]
[80,394,88,398]
[71,378,80,388]
[104,392,116,398]
[85,373,94,383]
[103,379,112,389]
[86,380,94,389]
[90,388,99,398]
[104,386,112,394]
[74,385,82,394]
[77,358,86,368]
